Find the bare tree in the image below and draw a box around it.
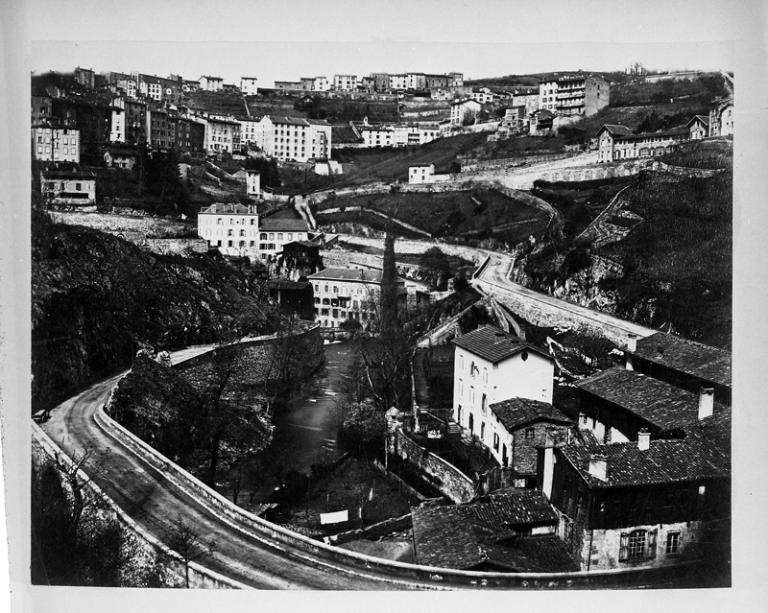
[166,514,216,588]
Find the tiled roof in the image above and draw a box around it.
[267,115,310,126]
[632,332,731,388]
[452,326,551,364]
[411,491,571,571]
[599,124,633,137]
[308,267,390,283]
[266,280,310,291]
[576,367,706,432]
[199,203,255,215]
[489,398,572,432]
[559,409,730,489]
[259,217,310,232]
[686,115,710,127]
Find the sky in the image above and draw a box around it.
[21,0,741,86]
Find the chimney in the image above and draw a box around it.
[698,386,714,420]
[588,453,607,481]
[637,429,651,451]
[624,334,637,356]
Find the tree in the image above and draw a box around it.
[419,247,452,290]
[166,515,215,588]
[338,401,385,457]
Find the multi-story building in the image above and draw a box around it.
[257,215,311,261]
[124,98,147,144]
[40,170,96,205]
[199,75,224,92]
[138,74,183,104]
[406,72,426,90]
[245,170,260,197]
[686,115,710,140]
[388,73,408,91]
[333,74,358,91]
[450,98,482,126]
[312,76,330,91]
[147,107,176,149]
[74,67,95,90]
[449,72,464,87]
[541,409,730,572]
[596,124,687,163]
[539,75,609,117]
[239,118,263,147]
[240,77,259,95]
[259,115,331,162]
[370,72,390,92]
[31,96,53,123]
[274,80,304,92]
[361,122,440,148]
[31,124,80,163]
[109,97,126,143]
[204,116,240,154]
[511,91,539,116]
[175,117,205,155]
[708,98,734,137]
[197,202,260,254]
[300,77,316,91]
[307,267,405,329]
[470,88,495,105]
[425,74,451,89]
[451,326,556,453]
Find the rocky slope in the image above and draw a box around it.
[32,211,279,412]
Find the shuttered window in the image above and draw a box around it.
[619,529,658,562]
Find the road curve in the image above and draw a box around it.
[39,344,413,590]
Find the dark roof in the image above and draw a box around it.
[559,409,730,489]
[489,398,572,432]
[331,125,363,143]
[267,115,310,126]
[686,115,710,127]
[266,279,311,291]
[632,332,731,388]
[283,240,320,249]
[576,367,705,432]
[41,170,96,180]
[259,217,310,232]
[452,326,551,364]
[199,203,256,215]
[598,124,633,137]
[411,491,572,571]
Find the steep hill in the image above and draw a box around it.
[32,211,280,412]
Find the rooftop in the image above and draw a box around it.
[559,409,730,489]
[41,170,96,180]
[308,267,386,283]
[199,202,256,215]
[452,325,551,365]
[576,367,711,433]
[632,332,731,389]
[266,279,311,291]
[259,217,310,232]
[267,115,310,127]
[489,398,573,432]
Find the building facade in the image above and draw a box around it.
[597,124,687,163]
[450,98,482,126]
[259,115,331,162]
[240,77,259,95]
[32,124,80,163]
[199,75,224,92]
[40,170,96,205]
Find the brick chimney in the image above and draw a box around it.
[698,386,715,420]
[588,453,607,481]
[637,428,651,451]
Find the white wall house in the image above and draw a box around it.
[199,75,224,92]
[240,77,259,95]
[450,98,482,126]
[32,125,80,163]
[245,170,261,197]
[109,97,126,143]
[40,171,96,205]
[198,203,260,255]
[259,115,331,162]
[409,164,435,184]
[452,326,555,452]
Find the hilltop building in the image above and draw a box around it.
[450,98,482,127]
[538,74,609,117]
[240,76,259,95]
[199,75,224,92]
[596,124,687,163]
[259,115,332,162]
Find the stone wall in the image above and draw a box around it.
[327,513,413,546]
[394,429,476,504]
[49,211,194,237]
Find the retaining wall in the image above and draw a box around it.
[394,430,476,504]
[327,514,413,546]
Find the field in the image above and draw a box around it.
[317,188,549,246]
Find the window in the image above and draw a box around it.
[525,427,535,441]
[619,529,657,562]
[260,233,267,240]
[228,229,233,236]
[665,532,680,556]
[493,432,499,451]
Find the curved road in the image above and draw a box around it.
[39,345,412,590]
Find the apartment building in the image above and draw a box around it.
[199,75,224,92]
[539,74,610,117]
[470,88,495,105]
[31,124,80,163]
[198,202,260,253]
[388,73,408,91]
[274,81,304,92]
[308,267,405,329]
[240,76,259,95]
[109,97,126,142]
[124,98,147,144]
[361,123,441,148]
[257,216,311,261]
[450,98,482,126]
[597,124,687,163]
[204,116,240,154]
[239,118,263,147]
[406,72,427,90]
[312,76,330,91]
[260,115,331,162]
[333,74,358,91]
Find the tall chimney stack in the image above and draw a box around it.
[588,453,607,481]
[698,386,715,420]
[637,428,651,451]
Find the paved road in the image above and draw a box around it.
[39,344,413,590]
[474,254,656,342]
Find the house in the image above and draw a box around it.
[626,332,731,405]
[74,66,95,89]
[540,409,730,571]
[197,202,260,255]
[109,97,126,143]
[575,367,721,444]
[333,74,358,91]
[686,115,710,140]
[282,240,322,276]
[31,123,80,163]
[307,267,405,329]
[411,489,578,572]
[596,124,687,163]
[103,145,138,170]
[256,213,311,261]
[274,80,304,92]
[388,74,408,91]
[245,170,261,197]
[538,74,609,117]
[266,279,314,320]
[406,72,427,90]
[204,116,240,154]
[240,76,259,96]
[259,115,332,162]
[124,98,147,144]
[408,164,435,184]
[40,170,96,206]
[450,98,482,127]
[469,88,495,105]
[451,326,555,446]
[528,109,555,135]
[199,75,224,92]
[486,398,573,485]
[708,99,733,137]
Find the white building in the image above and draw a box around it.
[199,75,224,92]
[452,326,555,455]
[257,215,311,260]
[31,124,80,163]
[240,77,259,95]
[450,98,482,126]
[406,72,426,90]
[470,89,495,105]
[307,267,405,329]
[109,97,126,143]
[204,117,240,154]
[239,118,264,148]
[389,74,408,90]
[259,115,331,162]
[245,170,261,197]
[597,124,687,163]
[333,74,358,91]
[409,164,435,184]
[40,170,96,205]
[312,76,330,91]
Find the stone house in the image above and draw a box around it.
[686,115,710,140]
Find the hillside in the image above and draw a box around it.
[32,211,281,412]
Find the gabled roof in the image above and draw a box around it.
[266,279,311,291]
[309,267,385,283]
[632,332,731,389]
[559,409,730,489]
[259,217,310,232]
[199,202,256,215]
[576,367,706,433]
[489,398,572,432]
[598,124,633,137]
[686,114,710,127]
[452,325,551,365]
[266,115,309,126]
